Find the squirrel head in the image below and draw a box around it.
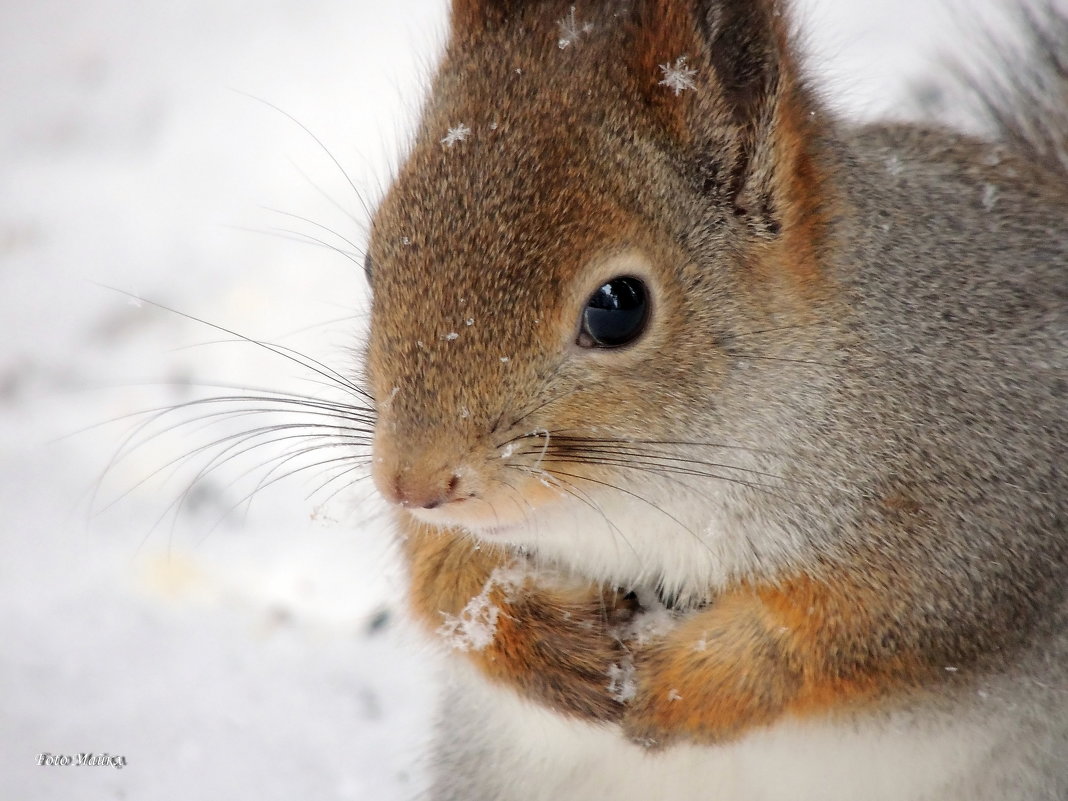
[365,0,838,594]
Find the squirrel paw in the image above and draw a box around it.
[621,682,689,750]
[621,669,751,749]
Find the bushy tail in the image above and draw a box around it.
[970,2,1068,176]
[912,2,1068,177]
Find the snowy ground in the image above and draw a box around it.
[0,1,1009,798]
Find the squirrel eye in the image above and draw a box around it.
[578,276,649,348]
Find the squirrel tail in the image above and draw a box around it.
[967,3,1068,176]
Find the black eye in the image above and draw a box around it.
[363,253,374,286]
[578,276,649,348]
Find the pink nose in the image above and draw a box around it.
[382,470,463,510]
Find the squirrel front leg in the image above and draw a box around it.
[402,518,635,723]
[623,571,932,748]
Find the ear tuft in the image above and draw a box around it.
[635,1,825,240]
[700,1,783,123]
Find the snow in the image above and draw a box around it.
[440,123,471,147]
[982,183,1000,210]
[0,0,1009,799]
[435,565,524,653]
[607,660,638,703]
[557,7,594,50]
[659,56,698,96]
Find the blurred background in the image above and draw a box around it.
[0,0,1009,798]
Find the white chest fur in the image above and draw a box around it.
[433,661,1020,801]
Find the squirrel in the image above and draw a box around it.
[362,1,1068,799]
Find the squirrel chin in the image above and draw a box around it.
[405,506,529,541]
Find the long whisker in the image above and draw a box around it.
[725,353,844,368]
[727,320,838,340]
[504,464,642,564]
[104,397,372,477]
[97,419,370,516]
[312,468,376,510]
[194,452,373,543]
[502,371,575,434]
[167,436,369,530]
[267,225,363,267]
[262,206,367,257]
[539,467,711,553]
[231,90,375,224]
[531,455,808,506]
[95,287,370,400]
[516,431,785,458]
[520,444,834,494]
[228,224,360,266]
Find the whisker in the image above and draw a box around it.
[231,90,375,224]
[504,464,642,564]
[521,444,832,493]
[262,206,367,257]
[99,419,370,516]
[227,224,360,266]
[95,287,370,400]
[168,437,368,531]
[108,398,371,473]
[287,158,370,237]
[195,452,373,544]
[312,469,376,510]
[267,225,362,267]
[728,320,837,340]
[530,455,809,506]
[536,467,710,552]
[514,431,784,457]
[502,369,574,433]
[725,353,844,368]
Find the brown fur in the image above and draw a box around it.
[372,1,851,741]
[365,0,1068,775]
[404,519,636,721]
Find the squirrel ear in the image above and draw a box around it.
[638,0,820,235]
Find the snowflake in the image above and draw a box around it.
[440,123,471,147]
[607,660,637,703]
[658,56,697,95]
[435,566,527,652]
[557,6,593,49]
[982,184,999,211]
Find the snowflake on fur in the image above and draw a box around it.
[441,123,472,147]
[659,56,697,95]
[557,6,593,49]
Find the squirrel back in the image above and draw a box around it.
[362,1,1068,798]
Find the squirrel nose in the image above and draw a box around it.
[387,470,464,510]
[371,424,471,511]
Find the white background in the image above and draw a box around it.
[0,0,1009,798]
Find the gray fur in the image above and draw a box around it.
[377,1,1068,797]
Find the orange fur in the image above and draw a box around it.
[624,573,934,746]
[403,518,635,721]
